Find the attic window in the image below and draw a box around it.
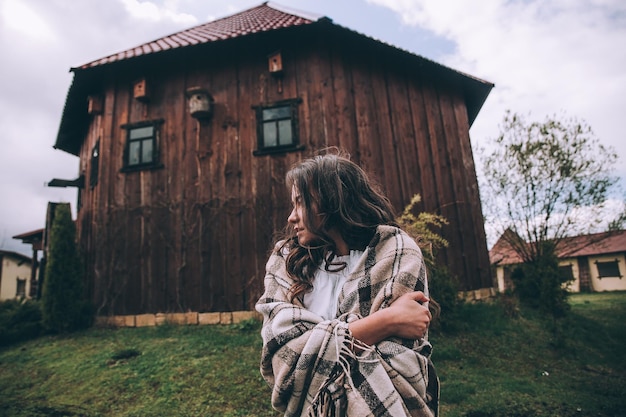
[253,98,303,156]
[121,120,164,171]
[595,260,622,279]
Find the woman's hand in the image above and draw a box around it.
[385,291,432,339]
[348,291,432,346]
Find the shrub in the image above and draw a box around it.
[395,194,462,329]
[396,194,449,255]
[0,299,43,346]
[41,204,93,333]
[427,265,463,331]
[510,243,571,321]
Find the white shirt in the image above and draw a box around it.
[303,250,364,320]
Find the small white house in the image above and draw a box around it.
[0,250,33,300]
[490,230,626,293]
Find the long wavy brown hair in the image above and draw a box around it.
[277,150,397,302]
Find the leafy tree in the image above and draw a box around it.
[480,111,623,317]
[41,204,91,332]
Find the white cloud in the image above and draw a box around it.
[367,0,626,183]
[0,0,58,42]
[118,0,197,25]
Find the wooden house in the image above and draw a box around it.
[51,2,494,315]
[490,229,626,293]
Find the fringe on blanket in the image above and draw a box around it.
[305,372,347,417]
[305,324,378,417]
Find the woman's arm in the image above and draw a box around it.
[348,291,431,346]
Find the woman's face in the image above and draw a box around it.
[288,186,321,246]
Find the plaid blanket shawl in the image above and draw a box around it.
[256,225,439,417]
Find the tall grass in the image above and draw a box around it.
[1,293,624,417]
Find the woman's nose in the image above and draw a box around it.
[288,208,297,224]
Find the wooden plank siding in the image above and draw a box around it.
[451,89,492,289]
[75,29,491,315]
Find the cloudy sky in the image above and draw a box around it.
[1,0,624,255]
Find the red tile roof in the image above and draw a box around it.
[489,229,626,265]
[558,230,626,257]
[489,230,523,265]
[76,2,321,69]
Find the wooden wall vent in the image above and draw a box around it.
[268,51,283,76]
[87,95,103,115]
[133,78,149,102]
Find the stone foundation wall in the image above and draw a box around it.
[94,311,262,328]
[458,287,498,303]
[95,288,497,328]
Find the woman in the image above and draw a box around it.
[256,151,439,417]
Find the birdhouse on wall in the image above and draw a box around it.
[186,87,214,121]
[268,51,283,76]
[133,78,149,102]
[87,95,103,115]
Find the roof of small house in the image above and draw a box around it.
[12,228,44,243]
[0,249,31,264]
[489,229,626,266]
[54,2,494,156]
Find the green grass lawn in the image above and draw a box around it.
[1,293,624,417]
